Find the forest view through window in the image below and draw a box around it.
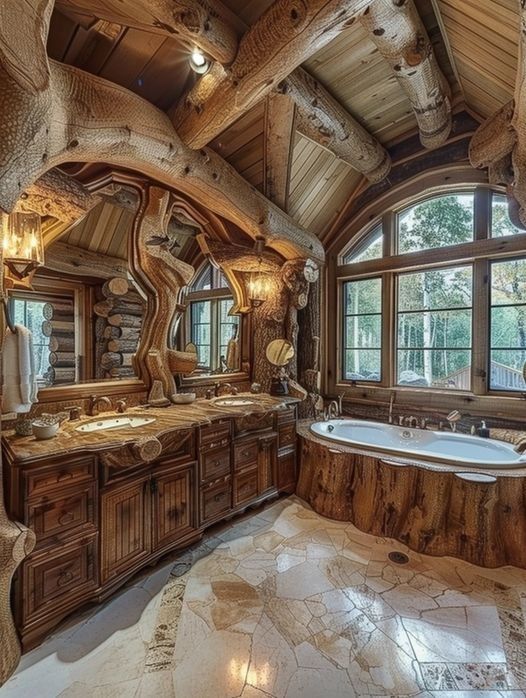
[338,187,526,393]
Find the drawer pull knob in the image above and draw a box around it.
[57,471,73,481]
[213,493,224,502]
[58,511,75,525]
[57,570,74,587]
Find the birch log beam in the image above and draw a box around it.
[264,94,297,211]
[45,242,130,279]
[360,0,451,149]
[57,0,240,65]
[16,169,100,222]
[172,0,372,148]
[0,0,324,264]
[277,68,391,182]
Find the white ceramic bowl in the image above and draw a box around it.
[32,420,59,440]
[172,393,196,404]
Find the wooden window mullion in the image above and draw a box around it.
[472,259,490,395]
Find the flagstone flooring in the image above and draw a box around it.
[2,495,526,697]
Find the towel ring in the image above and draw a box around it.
[1,298,17,334]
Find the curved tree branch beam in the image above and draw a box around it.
[360,0,451,149]
[469,101,516,170]
[277,68,391,183]
[56,0,239,65]
[0,2,324,263]
[172,0,372,148]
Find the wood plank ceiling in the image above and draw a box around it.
[45,0,520,246]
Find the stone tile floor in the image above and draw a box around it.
[2,496,526,697]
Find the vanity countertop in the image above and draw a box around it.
[3,393,299,463]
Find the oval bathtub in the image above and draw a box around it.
[310,418,526,469]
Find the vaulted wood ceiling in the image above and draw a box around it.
[46,0,518,244]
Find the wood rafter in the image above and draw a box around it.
[469,2,526,227]
[172,0,372,149]
[0,0,324,263]
[56,0,240,64]
[360,0,452,148]
[264,94,297,211]
[277,68,391,182]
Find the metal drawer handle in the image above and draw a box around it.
[58,511,75,526]
[57,471,74,481]
[242,450,251,457]
[213,493,224,502]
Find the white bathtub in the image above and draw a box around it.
[310,418,526,469]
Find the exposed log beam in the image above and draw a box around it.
[56,0,240,65]
[264,94,297,211]
[172,0,372,148]
[277,67,391,182]
[44,241,130,278]
[16,169,100,222]
[0,0,324,264]
[360,0,452,149]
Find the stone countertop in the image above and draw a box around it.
[297,419,526,479]
[3,394,299,464]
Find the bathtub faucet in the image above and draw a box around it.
[324,400,340,421]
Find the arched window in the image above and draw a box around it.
[335,187,526,395]
[185,262,239,374]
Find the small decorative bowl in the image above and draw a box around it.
[32,420,59,440]
[172,393,196,404]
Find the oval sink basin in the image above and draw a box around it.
[76,415,156,433]
[213,397,256,407]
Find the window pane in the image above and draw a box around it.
[342,277,382,382]
[12,298,51,380]
[398,267,472,311]
[397,265,472,389]
[345,315,381,349]
[397,350,471,389]
[344,350,381,382]
[397,310,472,349]
[490,351,526,391]
[491,260,526,305]
[344,277,382,314]
[344,225,383,263]
[398,193,474,254]
[491,193,523,237]
[490,259,526,390]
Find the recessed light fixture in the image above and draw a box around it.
[189,48,210,74]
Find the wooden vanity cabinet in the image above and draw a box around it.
[3,403,298,650]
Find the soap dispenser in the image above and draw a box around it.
[477,420,490,438]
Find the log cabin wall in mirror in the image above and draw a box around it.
[6,196,146,396]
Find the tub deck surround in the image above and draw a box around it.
[297,422,526,570]
[2,394,299,651]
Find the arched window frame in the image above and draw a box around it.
[328,182,526,417]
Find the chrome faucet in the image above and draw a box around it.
[324,400,340,421]
[214,382,232,397]
[388,390,396,424]
[87,395,112,416]
[446,410,462,432]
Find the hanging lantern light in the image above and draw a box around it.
[247,268,271,307]
[2,211,44,280]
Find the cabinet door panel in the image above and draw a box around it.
[258,434,277,495]
[153,466,196,551]
[277,451,297,493]
[100,478,150,584]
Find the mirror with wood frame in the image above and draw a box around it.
[6,199,144,389]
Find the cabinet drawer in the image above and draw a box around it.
[23,534,98,621]
[276,405,296,425]
[278,423,296,451]
[233,439,258,470]
[200,420,231,449]
[201,478,232,524]
[27,483,96,544]
[24,457,95,498]
[233,468,258,507]
[201,446,231,482]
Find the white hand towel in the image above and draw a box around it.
[2,325,38,414]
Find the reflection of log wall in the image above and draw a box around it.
[93,278,145,379]
[297,434,526,569]
[42,300,75,385]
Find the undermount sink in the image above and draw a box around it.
[75,415,156,433]
[213,397,257,407]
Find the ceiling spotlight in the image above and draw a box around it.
[190,48,210,74]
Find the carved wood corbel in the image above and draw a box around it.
[0,0,324,264]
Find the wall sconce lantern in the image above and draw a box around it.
[247,269,271,307]
[2,211,44,280]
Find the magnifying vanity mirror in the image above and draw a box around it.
[266,339,295,395]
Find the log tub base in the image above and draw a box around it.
[297,432,526,569]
